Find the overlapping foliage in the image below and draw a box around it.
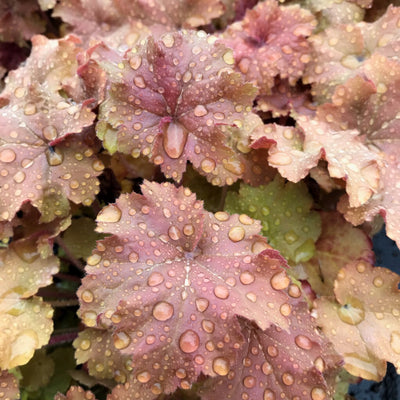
[1,0,400,399]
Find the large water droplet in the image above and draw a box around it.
[129,251,139,263]
[270,271,290,290]
[79,339,91,350]
[240,271,255,285]
[201,319,215,333]
[295,334,313,350]
[311,387,327,400]
[243,375,256,388]
[261,361,272,375]
[97,204,122,223]
[179,330,200,353]
[338,300,365,325]
[194,105,208,117]
[113,331,131,349]
[168,225,181,241]
[137,370,151,383]
[212,357,229,376]
[263,389,276,400]
[228,226,245,242]
[163,122,188,159]
[201,158,216,173]
[282,372,294,385]
[81,290,94,303]
[148,272,164,286]
[196,298,209,312]
[214,285,229,299]
[43,125,58,141]
[45,147,63,166]
[0,148,16,163]
[152,301,174,321]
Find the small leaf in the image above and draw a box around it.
[54,386,98,400]
[225,175,321,263]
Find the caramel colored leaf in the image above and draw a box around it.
[302,211,374,296]
[54,386,98,400]
[96,31,257,184]
[76,181,292,398]
[0,36,103,222]
[225,175,321,263]
[315,261,400,380]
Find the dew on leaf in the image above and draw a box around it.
[195,298,209,312]
[194,104,208,117]
[179,330,200,353]
[201,158,216,173]
[240,271,255,285]
[214,285,229,299]
[311,387,327,400]
[129,251,139,263]
[212,357,229,376]
[282,372,294,385]
[81,290,94,303]
[202,319,215,333]
[270,271,290,291]
[390,332,400,354]
[337,301,365,325]
[0,149,16,163]
[163,122,188,159]
[152,301,174,321]
[42,125,58,141]
[147,272,164,286]
[228,226,245,242]
[137,370,151,383]
[295,334,313,350]
[261,361,272,375]
[113,331,131,350]
[96,204,122,223]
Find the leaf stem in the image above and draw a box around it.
[55,236,85,271]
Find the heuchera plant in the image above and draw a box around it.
[1,1,400,399]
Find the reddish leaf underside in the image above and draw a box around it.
[75,181,293,398]
[0,35,104,222]
[95,30,258,184]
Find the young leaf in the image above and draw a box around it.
[225,175,321,263]
[315,261,400,381]
[55,386,98,400]
[0,238,58,369]
[0,35,104,222]
[95,30,258,183]
[302,211,374,296]
[199,303,341,400]
[220,0,316,94]
[76,181,292,398]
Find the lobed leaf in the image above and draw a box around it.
[220,0,316,94]
[0,35,104,222]
[76,181,293,398]
[315,261,400,380]
[55,386,98,400]
[199,303,341,400]
[96,30,258,184]
[225,175,321,263]
[302,211,374,296]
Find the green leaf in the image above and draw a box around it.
[225,175,321,263]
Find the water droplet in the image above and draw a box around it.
[128,251,139,263]
[338,301,365,325]
[152,301,174,321]
[81,290,94,303]
[43,125,58,141]
[269,152,292,166]
[148,272,164,286]
[196,298,209,312]
[87,253,101,266]
[228,226,245,242]
[79,339,91,350]
[151,383,162,395]
[168,225,181,240]
[215,211,229,221]
[261,361,272,375]
[284,230,299,244]
[314,357,325,372]
[212,357,229,376]
[243,375,256,388]
[201,319,215,333]
[246,292,257,303]
[134,76,146,88]
[373,276,384,287]
[390,331,400,354]
[176,368,186,379]
[201,158,216,173]
[282,372,294,385]
[14,87,26,98]
[267,345,278,357]
[13,171,25,183]
[129,54,142,70]
[280,303,291,316]
[113,331,131,349]
[163,122,188,159]
[223,51,235,65]
[271,271,290,290]
[214,285,229,299]
[239,214,253,225]
[162,33,175,47]
[0,149,16,163]
[183,224,194,236]
[97,204,122,223]
[24,103,37,115]
[311,387,327,400]
[295,335,313,350]
[137,370,151,383]
[82,311,97,327]
[263,389,276,400]
[179,330,200,353]
[240,271,255,285]
[194,105,208,117]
